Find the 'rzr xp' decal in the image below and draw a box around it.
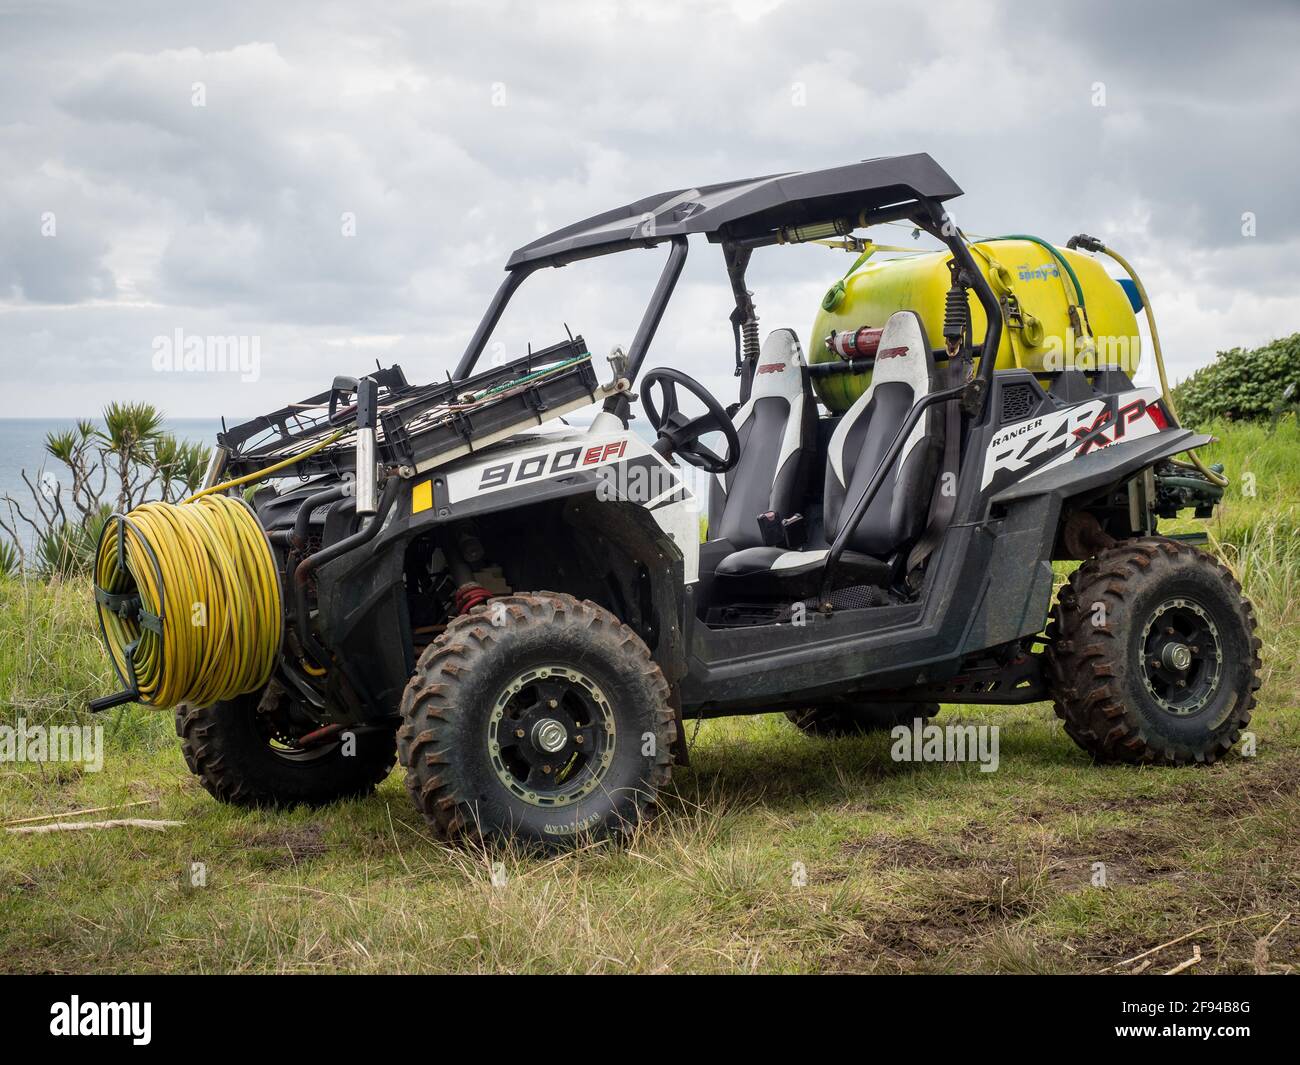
[981,388,1163,491]
[1072,398,1157,455]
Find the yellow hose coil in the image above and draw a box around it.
[94,494,283,709]
[92,428,348,709]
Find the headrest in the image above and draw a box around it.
[750,328,806,400]
[869,311,934,390]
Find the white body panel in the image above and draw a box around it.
[980,386,1165,491]
[441,426,702,583]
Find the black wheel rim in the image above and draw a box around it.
[487,666,616,807]
[1138,596,1223,716]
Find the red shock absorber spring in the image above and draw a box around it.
[453,583,493,614]
[825,326,883,362]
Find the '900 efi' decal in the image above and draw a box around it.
[981,388,1164,491]
[477,440,627,491]
[444,437,641,504]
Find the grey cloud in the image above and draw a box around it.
[0,0,1297,417]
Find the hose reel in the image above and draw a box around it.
[92,494,283,712]
[90,374,387,713]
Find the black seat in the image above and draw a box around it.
[707,328,816,548]
[714,544,890,598]
[714,310,943,596]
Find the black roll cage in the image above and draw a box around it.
[455,195,1000,395]
[452,191,1004,599]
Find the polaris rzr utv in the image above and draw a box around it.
[171,153,1259,846]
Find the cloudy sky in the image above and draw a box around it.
[3,0,1298,419]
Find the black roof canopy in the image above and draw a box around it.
[506,152,961,269]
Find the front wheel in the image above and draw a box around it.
[1045,536,1261,765]
[176,686,397,807]
[398,593,676,848]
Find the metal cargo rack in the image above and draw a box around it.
[218,335,619,481]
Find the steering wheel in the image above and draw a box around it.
[639,368,740,475]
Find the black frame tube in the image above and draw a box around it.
[452,237,688,386]
[453,264,539,381]
[623,237,688,384]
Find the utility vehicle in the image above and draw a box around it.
[138,155,1259,845]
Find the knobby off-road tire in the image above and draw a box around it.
[1045,536,1261,765]
[398,593,676,848]
[176,693,397,807]
[785,700,940,738]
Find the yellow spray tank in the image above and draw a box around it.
[808,238,1143,413]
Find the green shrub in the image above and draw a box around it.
[35,505,112,579]
[1172,333,1300,427]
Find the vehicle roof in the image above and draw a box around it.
[506,152,961,269]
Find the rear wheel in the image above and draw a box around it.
[1046,536,1260,765]
[398,593,676,848]
[176,686,397,807]
[785,699,939,738]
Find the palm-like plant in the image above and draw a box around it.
[98,401,166,511]
[153,436,212,502]
[44,420,104,519]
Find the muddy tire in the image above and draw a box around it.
[398,593,676,849]
[176,691,397,807]
[785,699,939,737]
[1045,536,1260,765]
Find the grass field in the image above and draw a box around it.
[2,422,1298,974]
